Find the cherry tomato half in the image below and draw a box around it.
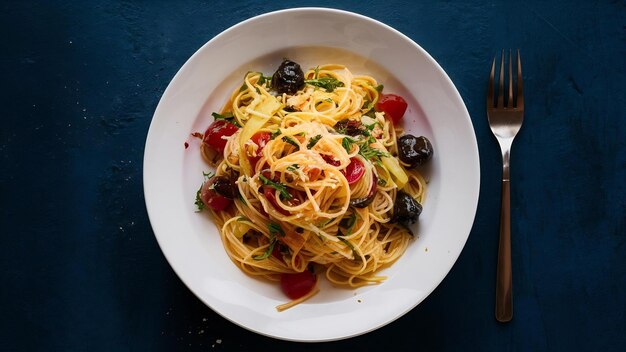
[203,120,239,154]
[280,270,317,300]
[322,154,340,167]
[263,186,291,216]
[200,177,232,211]
[248,131,271,170]
[342,157,365,185]
[376,93,408,124]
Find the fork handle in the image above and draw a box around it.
[495,177,513,322]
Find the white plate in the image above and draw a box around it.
[144,8,479,342]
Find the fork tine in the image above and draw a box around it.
[507,50,513,108]
[516,49,524,109]
[488,57,495,108]
[497,49,505,108]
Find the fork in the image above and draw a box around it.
[487,49,524,323]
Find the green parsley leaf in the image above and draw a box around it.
[338,236,357,255]
[253,235,276,260]
[342,137,355,153]
[361,100,374,111]
[211,112,241,127]
[282,136,300,150]
[259,174,292,200]
[339,213,357,234]
[194,184,205,212]
[377,178,387,186]
[307,135,322,149]
[305,77,345,92]
[361,122,380,138]
[358,142,389,161]
[268,222,285,237]
[257,73,273,86]
[375,84,384,92]
[313,66,320,79]
[286,164,299,172]
[364,109,377,118]
[270,128,282,140]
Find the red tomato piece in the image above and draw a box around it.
[271,243,283,261]
[202,120,239,154]
[263,186,290,216]
[200,177,232,211]
[376,93,408,124]
[280,271,317,300]
[248,131,271,170]
[322,154,340,167]
[342,157,365,185]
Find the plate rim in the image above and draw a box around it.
[143,6,480,342]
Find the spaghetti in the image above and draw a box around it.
[194,61,431,310]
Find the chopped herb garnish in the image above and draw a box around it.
[338,236,357,254]
[305,77,345,92]
[240,72,271,92]
[253,221,286,260]
[287,164,299,172]
[253,235,276,260]
[377,178,387,186]
[361,122,380,138]
[361,100,374,111]
[307,135,322,149]
[268,222,285,237]
[339,213,357,234]
[194,184,205,212]
[359,142,389,161]
[342,137,355,153]
[211,112,241,127]
[271,128,282,140]
[364,109,377,118]
[282,136,300,150]
[324,98,334,103]
[237,216,249,222]
[375,84,384,92]
[259,174,292,200]
[257,73,273,86]
[195,171,215,210]
[212,111,232,120]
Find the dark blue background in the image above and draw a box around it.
[1,1,624,351]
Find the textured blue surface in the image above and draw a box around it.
[1,1,624,351]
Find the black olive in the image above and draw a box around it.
[391,191,422,225]
[334,119,364,137]
[271,59,305,95]
[229,168,241,199]
[397,135,433,168]
[210,175,235,199]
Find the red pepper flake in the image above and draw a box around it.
[184,142,189,149]
[191,132,203,139]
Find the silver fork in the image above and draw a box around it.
[487,49,524,323]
